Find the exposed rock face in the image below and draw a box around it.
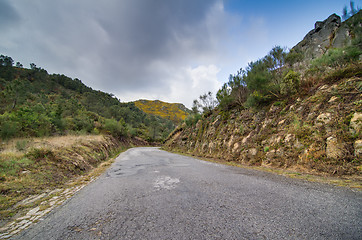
[326,136,346,160]
[292,13,353,61]
[350,112,362,135]
[165,76,361,176]
[355,140,362,157]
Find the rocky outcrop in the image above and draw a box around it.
[292,11,360,62]
[350,112,362,135]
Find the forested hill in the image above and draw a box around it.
[134,99,190,123]
[0,59,175,141]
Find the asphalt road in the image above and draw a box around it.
[13,147,361,239]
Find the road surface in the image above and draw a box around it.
[13,147,361,239]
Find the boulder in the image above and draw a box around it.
[249,148,257,156]
[328,96,339,103]
[350,112,362,135]
[232,142,240,154]
[316,112,332,126]
[293,14,341,60]
[284,133,295,144]
[326,136,346,159]
[354,140,362,157]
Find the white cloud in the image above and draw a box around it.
[171,64,221,108]
[116,64,221,109]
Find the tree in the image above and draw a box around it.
[30,63,37,70]
[191,99,200,114]
[16,62,23,68]
[0,55,15,80]
[244,60,270,93]
[193,91,217,114]
[216,83,233,110]
[342,1,360,20]
[267,46,286,70]
[280,70,300,96]
[0,55,14,67]
[217,71,248,110]
[228,71,248,107]
[285,49,304,66]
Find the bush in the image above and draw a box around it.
[26,148,54,161]
[216,83,233,111]
[185,114,201,127]
[0,121,18,139]
[16,140,28,152]
[103,118,127,138]
[311,46,362,68]
[245,90,271,108]
[285,49,304,65]
[73,115,93,133]
[281,70,300,95]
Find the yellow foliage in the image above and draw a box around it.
[134,100,189,123]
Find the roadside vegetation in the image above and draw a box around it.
[0,59,175,143]
[0,135,132,222]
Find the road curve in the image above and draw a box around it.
[13,147,361,239]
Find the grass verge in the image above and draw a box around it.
[0,135,132,227]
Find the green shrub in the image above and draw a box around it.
[281,70,300,95]
[311,46,362,68]
[239,125,244,135]
[285,49,304,65]
[15,140,28,152]
[216,83,234,111]
[323,64,362,82]
[103,118,127,138]
[185,114,201,127]
[127,126,137,137]
[26,148,54,161]
[73,115,93,133]
[245,90,271,108]
[0,121,18,139]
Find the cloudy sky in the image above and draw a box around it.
[0,0,358,108]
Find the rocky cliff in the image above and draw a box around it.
[292,11,361,62]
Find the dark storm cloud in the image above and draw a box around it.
[4,0,221,100]
[0,0,20,30]
[91,0,219,91]
[0,0,226,105]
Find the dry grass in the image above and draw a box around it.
[0,134,123,224]
[1,135,104,154]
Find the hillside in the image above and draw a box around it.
[134,99,190,123]
[0,62,175,142]
[165,12,362,179]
